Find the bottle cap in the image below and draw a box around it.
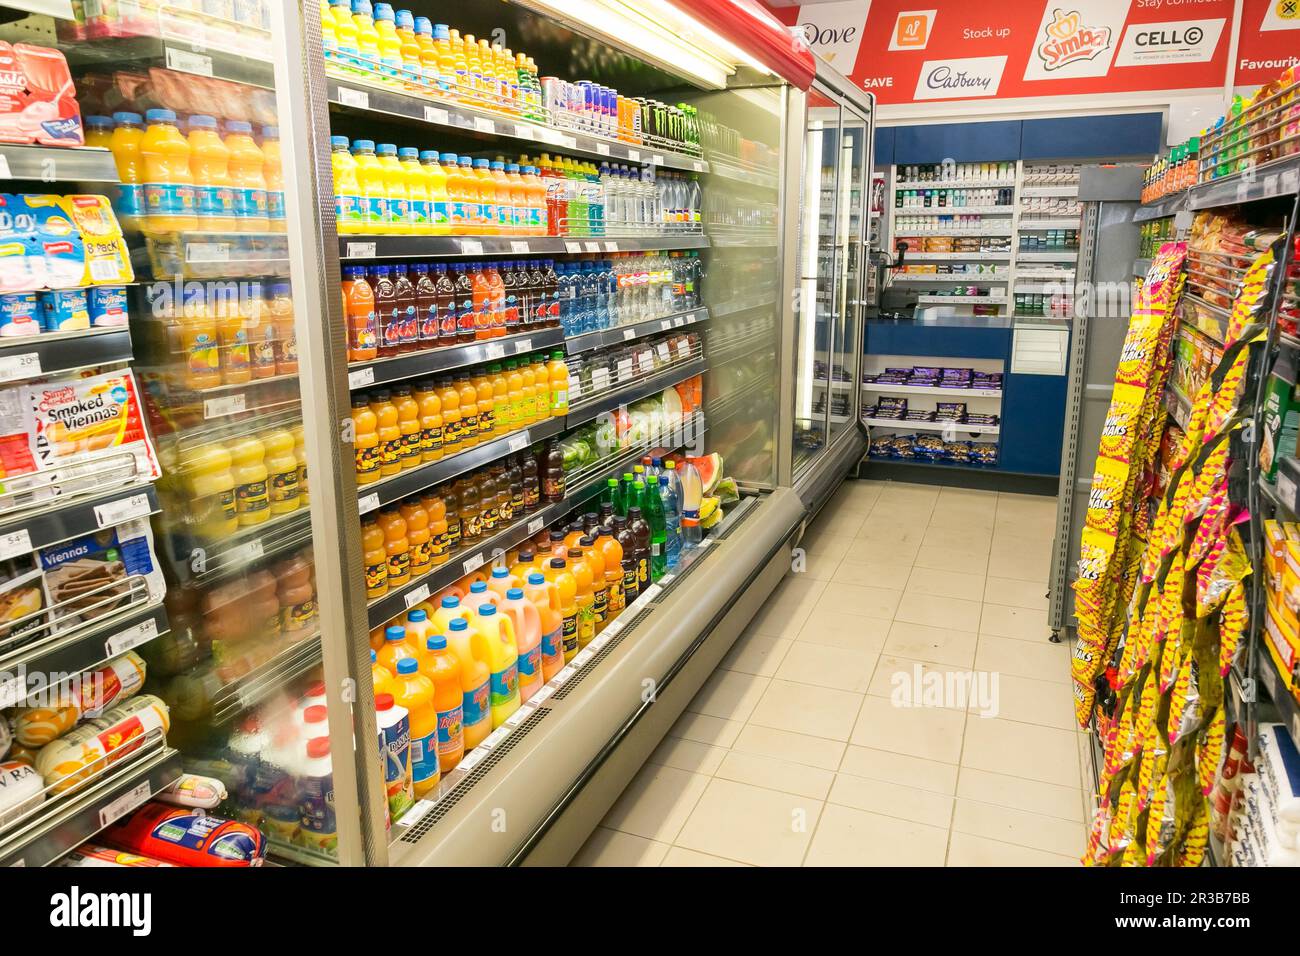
[479,603,497,616]
[427,634,447,650]
[396,657,419,674]
[385,625,406,642]
[449,617,468,631]
[506,587,524,600]
[407,608,427,622]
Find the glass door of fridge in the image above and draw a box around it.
[827,103,870,446]
[793,89,842,478]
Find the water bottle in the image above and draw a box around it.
[659,472,681,570]
[596,259,612,329]
[678,459,702,548]
[558,264,576,334]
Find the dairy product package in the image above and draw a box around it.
[0,42,84,146]
[0,194,131,294]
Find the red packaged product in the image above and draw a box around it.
[102,803,266,867]
[0,42,84,146]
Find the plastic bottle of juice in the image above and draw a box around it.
[343,265,377,361]
[499,587,541,701]
[351,0,382,75]
[107,112,146,232]
[420,151,450,236]
[392,384,421,470]
[390,658,438,796]
[262,125,286,232]
[472,367,495,439]
[516,354,536,423]
[467,157,492,233]
[455,156,480,232]
[266,281,297,375]
[542,555,578,662]
[419,633,464,772]
[530,352,549,419]
[412,378,443,462]
[377,622,418,675]
[448,28,471,102]
[486,264,506,338]
[432,23,456,97]
[461,579,497,616]
[375,144,410,233]
[187,115,237,232]
[352,394,380,483]
[613,515,639,605]
[175,286,218,389]
[445,153,470,231]
[522,571,563,680]
[445,617,491,749]
[375,691,412,819]
[380,505,412,587]
[372,3,403,82]
[393,8,423,88]
[477,158,504,233]
[547,350,569,414]
[368,390,402,477]
[392,264,419,349]
[331,136,364,234]
[244,283,278,380]
[230,435,270,527]
[486,565,517,603]
[437,376,461,454]
[352,140,388,232]
[400,501,432,577]
[291,424,309,507]
[489,160,512,234]
[404,607,434,650]
[487,363,509,433]
[328,0,359,69]
[140,108,197,232]
[424,493,449,565]
[502,162,526,235]
[473,603,519,727]
[580,534,610,632]
[525,164,547,235]
[363,518,388,597]
[510,545,538,581]
[502,359,524,429]
[263,428,301,515]
[398,148,429,234]
[371,649,393,696]
[456,374,479,448]
[412,16,438,87]
[225,120,268,232]
[182,443,237,541]
[432,594,471,635]
[215,295,251,385]
[568,546,597,649]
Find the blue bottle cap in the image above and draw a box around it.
[506,587,524,600]
[353,138,376,152]
[376,142,397,156]
[226,119,252,134]
[427,634,447,650]
[408,608,427,622]
[331,135,350,149]
[441,595,459,608]
[112,111,142,125]
[396,657,418,674]
[449,617,468,631]
[145,108,177,123]
[491,567,509,578]
[479,603,497,617]
[385,625,406,642]
[527,572,545,585]
[440,152,457,163]
[187,114,217,129]
[398,146,419,159]
[469,581,487,593]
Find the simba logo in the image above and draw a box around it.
[50,887,151,936]
[1036,8,1113,71]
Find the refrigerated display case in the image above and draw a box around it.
[0,0,869,867]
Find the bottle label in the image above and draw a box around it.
[499,499,514,523]
[420,303,440,341]
[561,613,578,655]
[463,511,482,539]
[432,200,450,227]
[270,469,299,504]
[387,549,410,582]
[401,430,421,463]
[457,300,475,335]
[461,413,478,436]
[234,186,268,220]
[355,442,380,477]
[622,564,639,603]
[519,644,542,682]
[410,199,430,227]
[479,409,493,434]
[116,183,144,218]
[187,332,218,378]
[422,424,443,455]
[593,585,609,622]
[365,558,387,596]
[440,304,458,340]
[284,598,316,633]
[431,529,449,558]
[410,538,432,573]
[577,604,595,646]
[607,575,625,614]
[268,189,286,221]
[195,184,236,220]
[410,729,440,786]
[523,485,540,510]
[446,519,462,550]
[388,197,411,224]
[380,712,413,817]
[437,705,464,755]
[380,436,401,467]
[218,489,237,522]
[490,664,519,708]
[143,181,196,218]
[482,505,499,531]
[368,195,388,225]
[463,680,490,732]
[236,479,268,514]
[541,625,563,663]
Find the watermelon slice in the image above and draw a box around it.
[687,453,723,494]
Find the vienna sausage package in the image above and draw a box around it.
[0,42,84,146]
[102,802,266,866]
[36,693,170,793]
[37,517,166,631]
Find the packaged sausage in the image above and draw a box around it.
[37,518,165,633]
[11,651,146,747]
[102,803,266,867]
[0,759,43,826]
[55,842,175,867]
[36,693,169,794]
[155,773,227,810]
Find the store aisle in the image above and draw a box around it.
[574,479,1090,867]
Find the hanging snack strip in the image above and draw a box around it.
[1081,242,1276,867]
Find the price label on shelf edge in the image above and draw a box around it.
[532,683,554,704]
[508,431,530,452]
[396,799,435,827]
[0,352,40,382]
[203,394,246,419]
[622,329,635,341]
[485,343,506,360]
[347,242,377,259]
[462,552,485,575]
[564,241,582,254]
[627,149,639,162]
[513,338,532,353]
[510,241,530,254]
[165,46,213,77]
[0,528,31,561]
[482,726,510,750]
[0,154,10,179]
[460,239,484,255]
[604,241,618,252]
[514,124,535,140]
[403,583,432,609]
[348,366,375,389]
[424,106,449,125]
[228,538,264,566]
[474,117,495,134]
[358,493,380,515]
[527,516,545,534]
[504,703,535,728]
[105,616,159,657]
[0,676,22,710]
[99,780,152,829]
[94,493,152,529]
[596,143,609,155]
[338,86,370,109]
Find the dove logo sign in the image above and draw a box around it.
[796,0,870,68]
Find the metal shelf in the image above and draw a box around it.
[1190,155,1300,210]
[902,251,1012,262]
[1018,218,1082,230]
[863,416,1000,436]
[893,205,1013,216]
[0,144,118,183]
[64,34,274,88]
[164,506,313,587]
[915,295,1007,305]
[326,78,707,174]
[895,179,1015,189]
[0,737,182,868]
[1016,250,1079,262]
[339,234,708,260]
[347,327,566,390]
[358,418,567,516]
[1020,185,1079,197]
[710,293,777,316]
[1133,192,1189,221]
[564,356,705,424]
[706,156,778,190]
[565,307,707,355]
[1181,295,1229,345]
[863,382,1003,399]
[0,326,134,383]
[1257,650,1300,755]
[0,483,159,558]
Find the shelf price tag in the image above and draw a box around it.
[358,493,380,515]
[532,684,554,704]
[460,239,484,255]
[0,675,23,710]
[590,368,610,391]
[204,394,246,419]
[564,241,582,254]
[513,338,532,353]
[94,493,152,528]
[505,703,535,728]
[627,149,639,162]
[165,46,213,77]
[462,552,485,575]
[510,241,530,254]
[0,528,31,561]
[596,143,609,155]
[658,320,671,332]
[584,241,600,253]
[527,516,545,534]
[482,726,510,749]
[652,154,664,166]
[99,780,152,829]
[604,241,618,252]
[693,161,704,172]
[0,154,9,179]
[507,431,530,452]
[396,799,435,826]
[552,665,576,685]
[0,352,40,382]
[338,87,370,109]
[513,124,534,140]
[622,328,635,341]
[425,106,450,125]
[347,242,377,258]
[485,343,506,360]
[574,647,595,668]
[105,616,159,657]
[560,135,576,149]
[474,117,496,134]
[656,343,671,362]
[1279,472,1298,513]
[403,583,432,609]
[185,242,230,263]
[348,367,375,389]
[458,747,486,772]
[227,538,264,566]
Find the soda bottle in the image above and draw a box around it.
[613,515,639,605]
[642,477,667,581]
[678,458,703,548]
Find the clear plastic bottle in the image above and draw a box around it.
[678,458,702,548]
[659,468,681,569]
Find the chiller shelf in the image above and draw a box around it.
[165,506,314,587]
[0,144,119,183]
[863,382,1003,399]
[64,34,275,88]
[339,234,708,260]
[1257,654,1300,755]
[565,356,706,424]
[0,484,159,558]
[1190,155,1300,210]
[326,78,707,174]
[565,307,708,355]
[862,417,1000,436]
[706,156,779,190]
[347,327,566,390]
[0,327,135,382]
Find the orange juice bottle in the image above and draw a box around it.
[391,657,439,796]
[422,151,450,235]
[503,359,523,431]
[352,395,380,483]
[412,378,443,462]
[472,159,498,233]
[489,160,512,233]
[431,22,456,97]
[140,108,197,232]
[375,143,410,234]
[570,546,596,649]
[438,376,462,454]
[231,435,270,527]
[371,650,393,697]
[392,384,422,471]
[244,283,278,380]
[353,139,388,232]
[263,428,301,515]
[292,424,310,507]
[215,295,251,385]
[412,16,439,87]
[420,632,464,773]
[522,163,546,235]
[225,120,269,232]
[457,156,482,231]
[463,34,484,101]
[108,111,145,232]
[477,39,499,104]
[503,162,527,234]
[187,114,237,232]
[445,617,491,749]
[262,125,287,233]
[343,266,377,362]
[448,29,471,102]
[531,353,550,421]
[457,375,480,449]
[485,262,506,337]
[398,147,429,234]
[183,443,238,540]
[547,350,569,415]
[370,390,403,477]
[377,621,418,675]
[518,355,537,424]
[177,286,220,389]
[400,498,432,578]
[473,367,495,439]
[267,281,297,375]
[543,556,578,663]
[423,493,449,565]
[581,534,610,632]
[524,571,564,680]
[596,527,625,621]
[363,518,389,598]
[379,505,411,587]
[332,135,365,234]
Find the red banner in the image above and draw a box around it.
[1235,0,1300,88]
[771,0,1236,105]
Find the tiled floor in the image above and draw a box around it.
[573,479,1090,867]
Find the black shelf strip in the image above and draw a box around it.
[0,327,134,382]
[1189,155,1300,210]
[0,484,159,556]
[348,327,566,390]
[564,307,708,355]
[339,234,709,260]
[0,144,119,183]
[65,35,274,88]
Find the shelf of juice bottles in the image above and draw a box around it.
[163,500,315,589]
[337,233,709,260]
[0,144,119,183]
[347,326,566,390]
[0,325,136,384]
[325,78,709,175]
[0,731,182,869]
[1189,154,1300,211]
[0,482,160,566]
[365,410,704,627]
[63,34,275,89]
[1133,191,1189,222]
[564,306,708,355]
[208,631,324,727]
[135,230,291,281]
